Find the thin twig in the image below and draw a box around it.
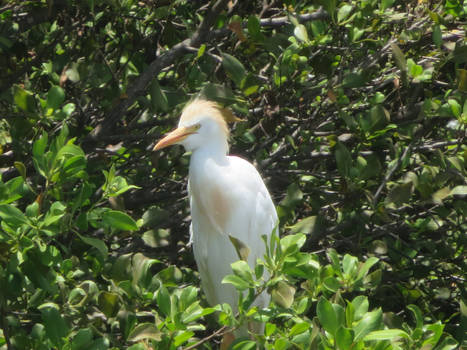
[183,325,230,350]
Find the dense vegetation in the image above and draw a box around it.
[0,0,466,349]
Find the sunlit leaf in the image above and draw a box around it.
[271,280,296,308]
[317,297,338,336]
[77,232,108,257]
[38,303,70,347]
[353,308,383,341]
[46,85,65,110]
[128,323,161,342]
[221,52,246,87]
[364,329,409,341]
[229,235,251,261]
[102,210,138,231]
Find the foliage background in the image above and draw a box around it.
[0,0,466,349]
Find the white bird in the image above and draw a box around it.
[153,99,277,340]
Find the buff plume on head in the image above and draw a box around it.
[179,99,242,139]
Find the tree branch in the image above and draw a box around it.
[259,8,328,27]
[90,0,232,139]
[89,6,329,140]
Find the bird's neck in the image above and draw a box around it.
[189,141,229,178]
[190,138,229,162]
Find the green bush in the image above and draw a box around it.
[0,0,465,349]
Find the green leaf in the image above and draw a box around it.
[422,322,444,347]
[364,329,410,341]
[43,201,67,226]
[222,274,251,291]
[221,52,246,87]
[231,260,254,284]
[452,45,467,64]
[451,185,467,196]
[391,43,407,72]
[294,24,309,42]
[33,133,48,158]
[434,336,459,350]
[336,327,353,350]
[386,182,413,206]
[342,72,366,88]
[232,340,257,350]
[182,302,216,323]
[247,15,264,42]
[46,85,65,110]
[448,99,461,117]
[14,161,27,180]
[38,303,70,347]
[433,24,442,48]
[0,204,29,229]
[174,330,195,346]
[368,105,390,131]
[149,79,169,113]
[271,280,295,308]
[323,276,341,292]
[200,83,238,105]
[337,4,353,23]
[57,143,85,159]
[288,322,310,337]
[407,59,423,78]
[71,328,93,350]
[76,232,108,257]
[97,291,119,318]
[288,216,319,235]
[14,85,36,112]
[381,0,395,10]
[197,44,206,58]
[280,233,306,255]
[317,297,338,336]
[156,285,171,317]
[407,304,424,329]
[353,308,383,341]
[128,323,161,342]
[0,176,26,204]
[357,257,379,280]
[281,182,303,208]
[229,235,251,261]
[66,64,80,82]
[350,27,364,42]
[247,15,263,41]
[102,210,138,231]
[335,141,352,178]
[342,254,358,277]
[432,187,451,204]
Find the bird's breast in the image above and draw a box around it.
[190,178,232,236]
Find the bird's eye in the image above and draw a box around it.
[194,123,201,130]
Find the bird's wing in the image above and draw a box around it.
[189,155,277,308]
[187,179,194,245]
[226,155,278,241]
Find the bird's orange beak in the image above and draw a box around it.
[153,125,198,151]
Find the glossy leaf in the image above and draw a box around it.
[102,210,138,231]
[271,280,296,308]
[221,53,246,87]
[46,85,65,110]
[317,297,338,336]
[128,323,161,342]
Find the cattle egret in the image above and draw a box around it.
[153,99,277,340]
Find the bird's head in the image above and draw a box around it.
[153,99,241,153]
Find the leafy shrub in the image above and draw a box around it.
[0,0,465,349]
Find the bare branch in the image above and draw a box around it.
[259,8,328,27]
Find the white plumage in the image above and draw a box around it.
[154,99,277,337]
